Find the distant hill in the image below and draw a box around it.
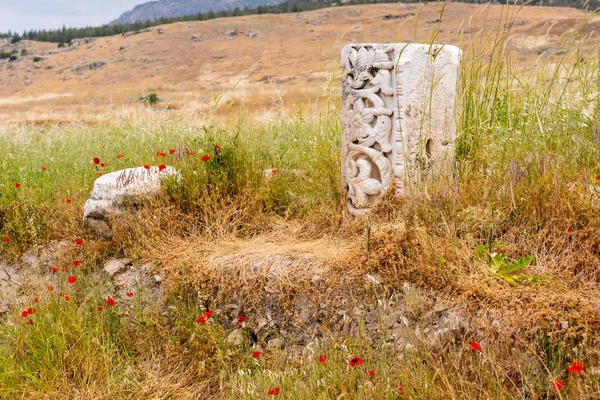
[111,0,284,24]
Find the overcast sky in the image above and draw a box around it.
[0,0,149,33]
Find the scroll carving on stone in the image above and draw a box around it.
[341,43,462,215]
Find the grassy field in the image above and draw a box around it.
[2,3,600,399]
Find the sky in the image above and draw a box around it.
[0,0,149,33]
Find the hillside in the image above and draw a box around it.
[111,0,284,24]
[0,2,597,124]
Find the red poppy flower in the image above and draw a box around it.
[470,341,481,351]
[201,155,210,162]
[48,285,54,291]
[272,169,277,174]
[66,199,72,203]
[27,319,33,324]
[169,149,175,154]
[567,227,572,233]
[100,162,106,167]
[158,164,166,171]
[51,267,58,273]
[596,175,600,181]
[214,144,221,151]
[21,310,28,317]
[349,356,363,367]
[3,237,9,243]
[64,295,70,301]
[106,298,115,306]
[268,387,280,395]
[93,157,100,164]
[64,266,69,273]
[98,306,103,312]
[197,316,206,323]
[68,275,77,284]
[144,164,151,170]
[76,238,83,245]
[15,182,20,188]
[34,297,39,303]
[205,310,213,318]
[117,154,124,159]
[157,152,166,157]
[553,380,563,389]
[27,307,33,314]
[41,167,46,171]
[237,315,246,324]
[127,292,134,297]
[319,354,327,363]
[369,369,375,377]
[568,360,584,374]
[252,351,262,358]
[72,260,82,267]
[397,384,404,393]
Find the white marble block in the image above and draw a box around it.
[341,43,461,214]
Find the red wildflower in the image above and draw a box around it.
[117,154,124,159]
[319,354,327,363]
[100,162,106,167]
[48,285,54,291]
[596,175,600,181]
[144,164,151,170]
[568,360,584,374]
[567,227,573,233]
[64,266,69,272]
[197,315,207,323]
[3,237,9,243]
[93,157,100,164]
[68,275,77,284]
[72,260,82,267]
[214,144,221,151]
[553,380,563,390]
[201,155,210,162]
[27,307,33,314]
[106,298,115,307]
[169,149,175,154]
[369,369,375,377]
[66,199,72,203]
[97,172,103,177]
[41,167,46,171]
[470,341,481,351]
[237,315,246,324]
[119,284,124,289]
[15,182,20,188]
[27,319,33,324]
[64,295,69,301]
[158,164,166,171]
[204,310,213,318]
[127,292,134,297]
[268,387,280,396]
[157,152,166,157]
[188,150,194,156]
[98,306,103,312]
[51,267,58,273]
[349,356,363,367]
[397,384,404,393]
[272,169,277,174]
[252,351,262,359]
[34,297,39,303]
[75,238,83,245]
[21,310,28,317]
[85,299,90,304]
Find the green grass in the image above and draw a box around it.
[2,6,600,399]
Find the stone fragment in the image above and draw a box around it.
[83,166,178,237]
[104,258,131,276]
[227,329,244,346]
[341,43,461,214]
[267,337,284,349]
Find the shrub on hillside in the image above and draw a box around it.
[139,93,160,106]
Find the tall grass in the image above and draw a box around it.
[1,3,600,399]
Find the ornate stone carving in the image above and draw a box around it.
[341,43,461,214]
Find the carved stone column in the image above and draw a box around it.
[341,43,461,214]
